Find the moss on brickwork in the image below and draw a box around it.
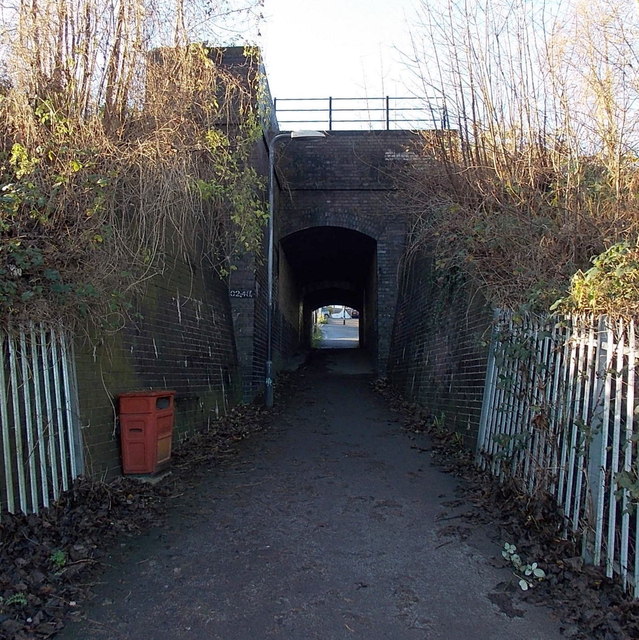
[74,331,142,478]
[74,255,241,480]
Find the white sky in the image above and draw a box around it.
[259,0,422,100]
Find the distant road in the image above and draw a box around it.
[318,318,359,349]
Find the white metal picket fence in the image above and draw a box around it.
[1,324,83,517]
[477,312,639,596]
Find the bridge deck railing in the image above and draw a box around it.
[273,96,449,131]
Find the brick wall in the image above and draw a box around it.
[276,131,415,374]
[228,131,270,402]
[362,252,377,354]
[74,255,240,479]
[387,248,494,447]
[275,247,303,362]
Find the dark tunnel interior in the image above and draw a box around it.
[279,226,377,352]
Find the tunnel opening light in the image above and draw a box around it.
[312,304,360,350]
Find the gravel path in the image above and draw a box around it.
[57,350,565,640]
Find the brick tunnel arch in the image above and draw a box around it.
[278,226,377,356]
[268,130,414,379]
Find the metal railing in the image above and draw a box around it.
[274,96,449,131]
[1,324,83,516]
[477,311,639,596]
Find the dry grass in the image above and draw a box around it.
[401,0,639,314]
[0,0,266,331]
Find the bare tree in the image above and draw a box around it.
[0,0,266,327]
[400,0,639,311]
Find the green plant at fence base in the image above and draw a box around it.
[450,431,464,447]
[426,412,466,448]
[431,412,447,435]
[502,542,546,590]
[50,549,67,570]
[0,593,28,609]
[493,432,530,458]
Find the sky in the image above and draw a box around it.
[259,0,423,100]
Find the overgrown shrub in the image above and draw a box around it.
[0,0,266,331]
[401,0,639,314]
[553,241,639,316]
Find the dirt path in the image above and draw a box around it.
[56,350,564,640]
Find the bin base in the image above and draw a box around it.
[125,470,172,485]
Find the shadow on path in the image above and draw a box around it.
[57,351,563,640]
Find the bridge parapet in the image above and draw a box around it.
[276,129,421,195]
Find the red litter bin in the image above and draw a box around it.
[119,390,176,474]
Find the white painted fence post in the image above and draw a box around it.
[477,309,500,466]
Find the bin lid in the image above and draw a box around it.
[118,390,176,398]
